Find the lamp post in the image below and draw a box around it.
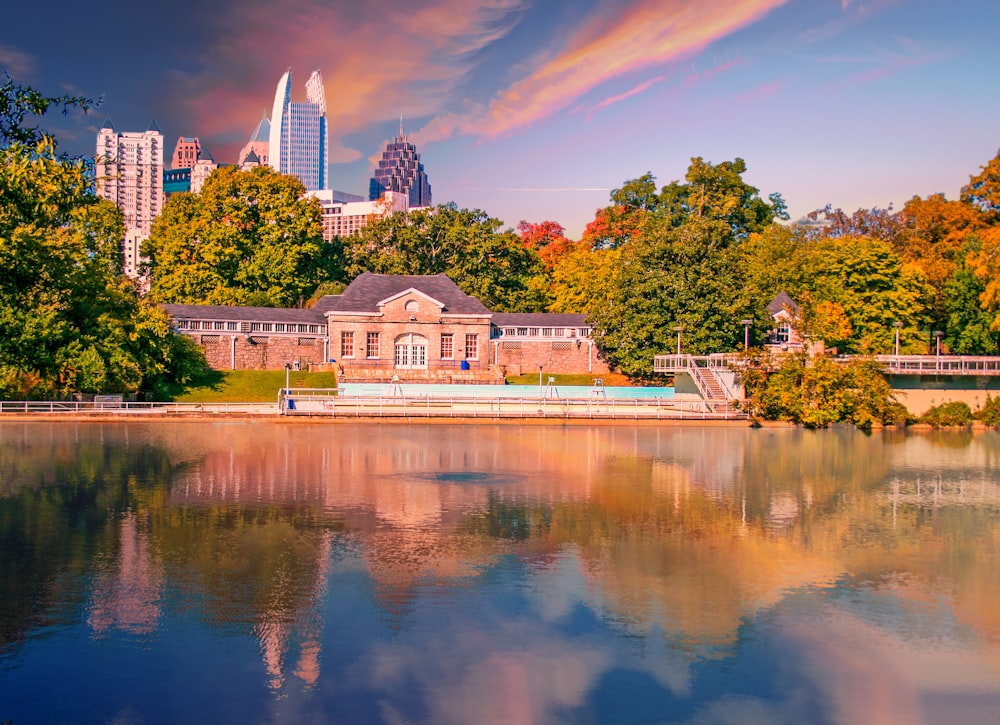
[934,331,943,357]
[893,321,903,357]
[284,362,291,394]
[538,365,544,397]
[741,319,752,351]
[673,326,684,356]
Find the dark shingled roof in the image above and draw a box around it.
[491,313,589,327]
[160,303,326,325]
[767,291,800,317]
[324,272,491,315]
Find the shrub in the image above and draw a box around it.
[919,401,974,427]
[974,394,1000,426]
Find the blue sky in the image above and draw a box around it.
[3,0,999,238]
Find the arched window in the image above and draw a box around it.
[394,332,428,369]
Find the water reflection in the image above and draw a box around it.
[0,422,998,724]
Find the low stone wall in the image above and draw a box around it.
[191,333,329,371]
[493,339,611,376]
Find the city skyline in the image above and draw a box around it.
[4,0,1000,238]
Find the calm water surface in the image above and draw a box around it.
[0,422,998,724]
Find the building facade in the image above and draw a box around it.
[308,190,408,241]
[96,119,165,279]
[171,136,201,169]
[163,273,608,379]
[369,126,432,208]
[323,273,495,383]
[268,70,329,192]
[162,303,329,371]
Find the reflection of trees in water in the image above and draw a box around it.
[0,424,177,653]
[3,422,999,679]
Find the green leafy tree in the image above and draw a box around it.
[145,165,332,307]
[0,78,205,398]
[790,236,932,354]
[942,239,1000,354]
[587,160,786,377]
[345,203,547,312]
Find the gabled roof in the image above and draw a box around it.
[492,313,589,327]
[767,291,800,317]
[378,287,445,310]
[242,148,260,164]
[147,119,161,133]
[101,117,115,130]
[197,147,215,162]
[323,272,490,315]
[161,303,326,325]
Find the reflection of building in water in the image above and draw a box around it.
[88,512,162,635]
[256,531,333,690]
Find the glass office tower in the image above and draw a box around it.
[268,70,329,191]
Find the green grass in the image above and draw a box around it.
[169,369,338,403]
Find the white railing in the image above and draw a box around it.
[655,352,1000,377]
[0,396,747,421]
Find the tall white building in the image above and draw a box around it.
[268,69,329,191]
[95,119,165,279]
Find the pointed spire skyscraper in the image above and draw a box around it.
[369,121,432,207]
[267,69,329,191]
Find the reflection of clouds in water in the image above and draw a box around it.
[365,620,612,725]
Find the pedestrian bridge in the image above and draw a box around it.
[653,353,1000,402]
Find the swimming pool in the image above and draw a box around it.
[339,382,674,399]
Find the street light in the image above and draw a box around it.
[893,321,903,357]
[934,330,944,357]
[741,319,752,351]
[672,326,684,356]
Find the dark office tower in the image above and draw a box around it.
[369,123,432,207]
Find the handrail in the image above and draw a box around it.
[0,396,747,421]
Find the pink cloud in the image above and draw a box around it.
[587,74,669,116]
[421,0,791,141]
[736,78,784,103]
[173,0,527,164]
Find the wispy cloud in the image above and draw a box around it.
[587,74,669,116]
[464,187,611,192]
[822,39,944,93]
[0,44,35,78]
[174,0,528,163]
[420,0,790,142]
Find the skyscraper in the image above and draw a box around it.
[369,123,432,208]
[96,119,164,279]
[268,70,328,191]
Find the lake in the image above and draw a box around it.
[1,421,998,724]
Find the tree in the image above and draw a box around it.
[792,236,932,354]
[517,220,574,270]
[145,165,333,307]
[0,78,205,398]
[962,150,1000,220]
[586,160,786,377]
[346,203,547,312]
[580,173,658,250]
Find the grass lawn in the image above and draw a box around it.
[168,369,337,403]
[504,372,636,387]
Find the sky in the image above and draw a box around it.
[3,0,999,239]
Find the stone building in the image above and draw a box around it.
[322,272,495,383]
[162,273,611,380]
[161,303,329,371]
[490,313,609,376]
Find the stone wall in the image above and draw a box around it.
[493,339,611,376]
[192,333,329,371]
